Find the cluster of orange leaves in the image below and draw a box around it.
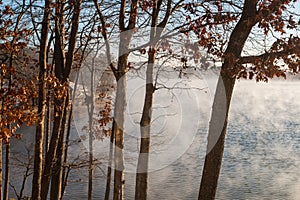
[95,100,113,140]
[141,0,155,11]
[93,84,114,141]
[0,75,38,142]
[257,0,298,34]
[0,2,37,143]
[231,35,300,82]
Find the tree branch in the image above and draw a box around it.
[119,0,126,31]
[64,0,82,80]
[93,0,117,78]
[126,0,139,30]
[239,45,300,65]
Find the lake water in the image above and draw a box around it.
[8,79,300,199]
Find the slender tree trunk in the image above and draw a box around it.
[88,126,94,200]
[42,1,65,198]
[0,57,3,200]
[93,3,115,199]
[41,0,81,197]
[113,8,139,197]
[45,35,54,155]
[4,48,13,200]
[60,105,73,199]
[50,92,69,200]
[135,53,155,200]
[134,1,168,197]
[32,1,51,199]
[104,121,114,200]
[61,68,80,199]
[198,1,258,199]
[45,88,51,154]
[0,140,2,200]
[19,159,31,200]
[3,143,9,200]
[33,58,48,200]
[41,95,66,200]
[88,56,95,200]
[113,55,127,200]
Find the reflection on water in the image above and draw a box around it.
[8,80,300,199]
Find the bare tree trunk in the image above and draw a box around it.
[45,88,51,154]
[41,96,66,200]
[113,2,139,196]
[3,143,10,200]
[19,150,32,200]
[135,52,155,200]
[41,0,81,197]
[41,0,66,196]
[0,57,3,200]
[61,21,90,197]
[45,34,54,156]
[31,0,52,199]
[60,105,72,200]
[198,1,258,199]
[0,140,2,200]
[61,66,80,200]
[113,74,126,200]
[93,1,139,199]
[87,55,96,200]
[88,125,94,200]
[4,46,13,200]
[50,92,69,200]
[93,3,115,199]
[104,121,114,200]
[135,1,171,198]
[198,75,235,200]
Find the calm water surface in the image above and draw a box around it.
[9,80,300,199]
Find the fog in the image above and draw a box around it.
[7,74,300,199]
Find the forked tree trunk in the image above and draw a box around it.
[198,1,258,199]
[135,0,171,198]
[92,1,139,199]
[41,0,81,198]
[31,0,51,199]
[41,1,66,196]
[41,96,67,200]
[50,93,69,200]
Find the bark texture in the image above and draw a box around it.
[113,1,139,199]
[41,0,81,198]
[31,0,51,199]
[135,1,172,199]
[199,1,259,199]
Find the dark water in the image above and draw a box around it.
[8,80,300,199]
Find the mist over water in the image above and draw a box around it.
[7,79,300,199]
[218,80,300,200]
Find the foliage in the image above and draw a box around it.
[0,2,37,143]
